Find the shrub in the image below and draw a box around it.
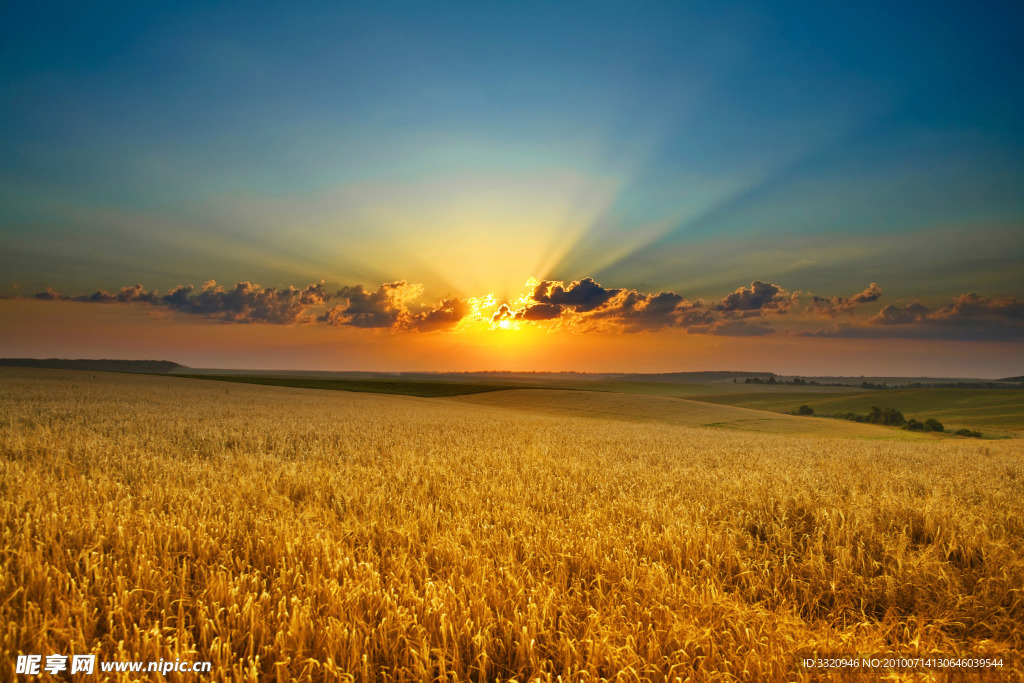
[867,406,905,426]
[905,419,924,431]
[923,418,944,433]
[882,407,905,426]
[797,405,814,415]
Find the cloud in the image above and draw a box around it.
[714,281,793,314]
[34,283,162,304]
[35,280,332,324]
[26,277,1022,341]
[320,281,421,328]
[851,282,884,305]
[514,302,563,321]
[520,277,709,332]
[532,277,621,312]
[407,297,469,332]
[932,292,1024,322]
[30,278,469,331]
[805,292,1024,340]
[867,292,1023,328]
[161,281,329,324]
[33,287,63,301]
[586,289,711,331]
[491,303,515,324]
[80,284,162,304]
[320,281,468,332]
[869,302,932,326]
[807,282,882,317]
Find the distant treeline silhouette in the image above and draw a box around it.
[906,381,1024,389]
[746,377,1023,390]
[742,377,887,388]
[0,358,184,373]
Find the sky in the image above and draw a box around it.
[1,1,1022,376]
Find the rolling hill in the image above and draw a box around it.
[692,388,1024,435]
[451,389,920,438]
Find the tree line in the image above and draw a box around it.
[794,404,982,437]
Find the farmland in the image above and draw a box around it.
[2,368,1023,681]
[696,388,1024,437]
[171,374,519,398]
[452,389,916,439]
[165,370,1024,438]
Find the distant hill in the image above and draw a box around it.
[1001,376,1024,382]
[176,369,779,384]
[453,389,910,438]
[602,371,776,383]
[0,358,185,373]
[438,371,777,382]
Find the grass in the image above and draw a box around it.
[452,389,920,439]
[172,373,520,397]
[501,381,724,397]
[694,388,1024,436]
[2,368,1023,681]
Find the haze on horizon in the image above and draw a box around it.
[1,1,1022,377]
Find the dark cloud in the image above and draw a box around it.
[321,281,468,331]
[514,302,563,321]
[408,297,468,332]
[869,293,1023,329]
[532,277,621,312]
[522,277,711,332]
[851,282,883,305]
[36,280,329,324]
[33,284,161,304]
[26,276,1021,341]
[932,292,1024,322]
[808,292,1024,341]
[588,290,710,331]
[807,283,882,317]
[78,284,161,304]
[491,303,515,323]
[160,281,328,324]
[516,277,783,333]
[714,281,791,313]
[33,287,63,300]
[28,278,468,331]
[319,281,418,328]
[870,302,932,326]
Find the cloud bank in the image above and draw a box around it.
[27,277,1024,340]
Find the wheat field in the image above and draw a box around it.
[2,368,1022,681]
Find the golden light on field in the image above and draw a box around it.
[2,368,1022,680]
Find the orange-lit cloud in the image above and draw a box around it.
[24,277,1024,341]
[319,281,419,328]
[803,292,1024,341]
[713,280,794,315]
[806,282,882,317]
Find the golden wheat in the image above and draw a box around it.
[1,368,1022,681]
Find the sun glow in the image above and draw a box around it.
[449,280,544,334]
